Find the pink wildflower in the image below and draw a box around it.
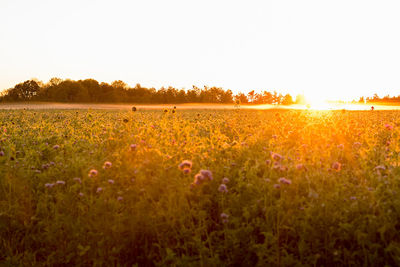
[73,177,82,183]
[332,162,341,171]
[194,173,205,185]
[108,179,115,184]
[271,152,283,161]
[296,164,304,170]
[96,187,103,193]
[130,144,137,151]
[200,170,213,180]
[89,169,98,178]
[53,145,60,150]
[88,169,98,178]
[78,192,84,197]
[117,196,123,201]
[278,177,292,185]
[353,142,362,147]
[182,167,191,174]
[178,160,193,170]
[375,165,386,171]
[218,184,228,193]
[385,124,393,130]
[273,184,281,189]
[220,213,229,223]
[103,161,112,169]
[279,165,288,172]
[222,177,230,184]
[45,183,54,188]
[56,180,65,185]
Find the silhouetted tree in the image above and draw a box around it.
[11,80,40,100]
[282,94,294,105]
[235,93,248,104]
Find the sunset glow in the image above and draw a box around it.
[1,0,400,101]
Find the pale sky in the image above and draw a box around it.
[1,0,400,101]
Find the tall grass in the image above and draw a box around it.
[1,109,399,266]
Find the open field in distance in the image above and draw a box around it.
[1,102,400,110]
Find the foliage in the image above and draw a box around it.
[1,109,400,266]
[0,78,297,105]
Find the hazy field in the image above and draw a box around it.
[1,108,400,266]
[1,102,400,110]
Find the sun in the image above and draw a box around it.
[304,95,332,110]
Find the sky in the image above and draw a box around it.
[1,0,400,102]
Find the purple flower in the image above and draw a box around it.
[273,184,281,189]
[353,142,362,148]
[78,192,84,197]
[385,124,394,130]
[117,196,123,201]
[375,165,386,171]
[96,187,103,193]
[73,177,82,183]
[193,173,205,185]
[88,169,98,178]
[222,177,230,184]
[0,151,4,156]
[218,184,228,193]
[220,213,229,223]
[103,161,112,169]
[296,164,304,170]
[53,145,60,150]
[130,144,137,151]
[56,180,65,185]
[278,177,292,185]
[182,167,191,174]
[108,179,115,184]
[332,162,341,171]
[45,183,55,188]
[200,170,213,181]
[178,160,193,170]
[271,152,283,161]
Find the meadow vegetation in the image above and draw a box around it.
[1,108,400,266]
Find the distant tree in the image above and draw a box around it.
[12,80,40,100]
[262,91,274,104]
[235,93,248,104]
[282,94,294,105]
[112,80,129,90]
[247,90,255,103]
[187,87,199,102]
[221,89,234,103]
[48,77,63,86]
[80,79,100,102]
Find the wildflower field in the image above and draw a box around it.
[1,108,400,266]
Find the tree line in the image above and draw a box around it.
[5,78,397,105]
[0,78,302,105]
[356,94,400,104]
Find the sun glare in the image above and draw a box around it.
[304,95,332,110]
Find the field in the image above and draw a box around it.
[1,108,400,266]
